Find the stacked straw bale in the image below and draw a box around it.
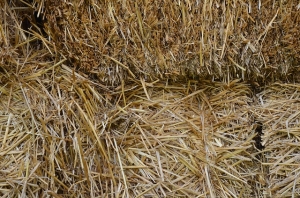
[0,63,261,197]
[41,0,299,85]
[1,0,300,197]
[3,1,299,85]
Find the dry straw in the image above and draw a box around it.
[0,59,261,197]
[252,83,300,198]
[42,0,299,85]
[1,0,300,197]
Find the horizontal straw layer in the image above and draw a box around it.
[2,1,299,85]
[45,0,300,84]
[0,58,262,197]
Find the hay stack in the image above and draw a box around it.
[1,0,300,197]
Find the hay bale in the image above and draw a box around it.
[253,83,300,197]
[2,1,299,85]
[39,0,299,84]
[0,64,260,197]
[1,1,300,197]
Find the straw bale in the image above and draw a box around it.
[33,0,299,85]
[252,83,300,197]
[0,62,262,197]
[1,0,300,197]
